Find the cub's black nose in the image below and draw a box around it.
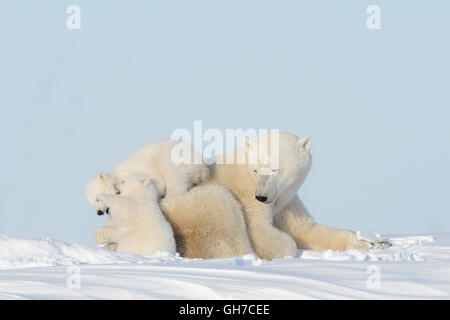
[97,210,104,216]
[255,195,268,203]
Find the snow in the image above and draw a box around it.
[1,234,450,299]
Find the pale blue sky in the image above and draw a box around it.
[0,1,449,244]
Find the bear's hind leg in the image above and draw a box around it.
[274,195,390,251]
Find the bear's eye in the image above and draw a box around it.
[253,169,257,173]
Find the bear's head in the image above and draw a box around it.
[244,131,312,204]
[86,172,119,208]
[116,174,158,201]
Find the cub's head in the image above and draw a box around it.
[244,132,312,204]
[116,174,157,201]
[86,172,119,207]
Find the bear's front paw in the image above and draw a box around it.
[93,227,110,244]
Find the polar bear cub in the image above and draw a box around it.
[86,140,209,212]
[96,174,176,256]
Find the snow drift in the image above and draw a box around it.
[1,234,449,299]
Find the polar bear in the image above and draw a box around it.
[93,182,254,258]
[86,140,209,213]
[203,131,390,260]
[95,174,176,256]
[91,132,390,260]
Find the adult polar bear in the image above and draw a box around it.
[201,131,389,260]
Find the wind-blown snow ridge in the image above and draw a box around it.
[0,235,177,270]
[0,235,265,270]
[0,234,446,271]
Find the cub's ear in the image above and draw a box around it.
[98,172,108,180]
[297,136,312,153]
[140,177,150,185]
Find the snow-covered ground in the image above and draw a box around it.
[1,234,449,299]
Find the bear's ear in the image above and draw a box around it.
[140,177,150,185]
[297,136,312,154]
[98,172,108,180]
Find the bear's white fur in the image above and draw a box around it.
[160,184,254,258]
[204,131,388,260]
[96,174,176,256]
[86,140,209,211]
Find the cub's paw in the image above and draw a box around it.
[93,227,111,244]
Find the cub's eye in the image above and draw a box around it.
[115,190,121,195]
[253,169,257,173]
[272,169,279,173]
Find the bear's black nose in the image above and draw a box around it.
[255,195,268,203]
[97,210,104,216]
